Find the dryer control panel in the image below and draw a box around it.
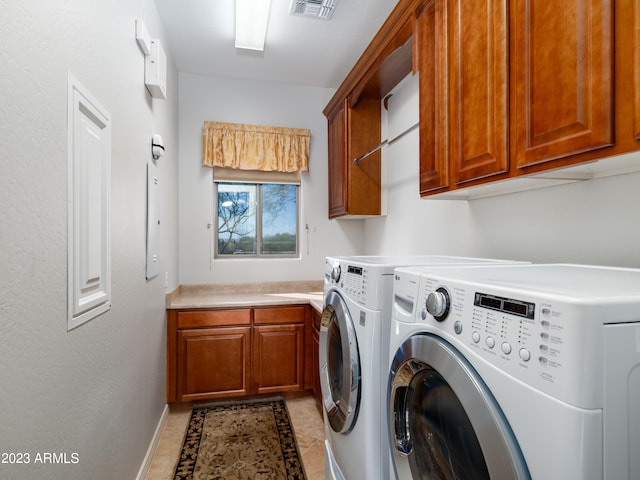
[409,274,604,410]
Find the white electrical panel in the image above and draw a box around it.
[145,38,167,99]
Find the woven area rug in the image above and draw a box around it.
[173,398,307,480]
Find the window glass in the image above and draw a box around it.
[217,183,257,255]
[261,184,297,254]
[215,182,298,257]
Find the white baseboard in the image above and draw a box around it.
[136,403,169,480]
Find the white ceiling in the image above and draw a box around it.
[154,0,399,89]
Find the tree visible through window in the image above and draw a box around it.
[216,182,298,257]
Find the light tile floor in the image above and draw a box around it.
[144,394,326,480]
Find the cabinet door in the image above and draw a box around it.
[449,0,509,184]
[417,0,449,193]
[253,324,304,394]
[312,310,322,410]
[327,100,349,218]
[177,327,251,401]
[511,0,613,168]
[632,0,640,140]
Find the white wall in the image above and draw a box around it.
[364,74,640,268]
[178,73,363,284]
[468,170,640,266]
[363,75,479,257]
[0,0,178,478]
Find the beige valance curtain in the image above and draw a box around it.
[202,121,310,173]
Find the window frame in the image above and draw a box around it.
[213,180,300,259]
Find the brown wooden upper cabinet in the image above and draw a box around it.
[418,0,510,193]
[416,0,448,193]
[324,0,419,218]
[326,98,382,218]
[327,0,636,203]
[326,100,349,218]
[634,0,640,140]
[420,0,616,194]
[510,0,614,169]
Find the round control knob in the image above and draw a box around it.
[331,265,341,283]
[425,288,451,321]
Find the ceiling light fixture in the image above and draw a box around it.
[235,0,272,51]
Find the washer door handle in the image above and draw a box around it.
[390,384,412,455]
[320,364,339,417]
[324,397,339,418]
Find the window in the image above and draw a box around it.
[215,182,298,257]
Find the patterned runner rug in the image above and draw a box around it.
[173,398,307,479]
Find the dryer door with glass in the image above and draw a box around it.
[388,333,530,480]
[319,289,361,434]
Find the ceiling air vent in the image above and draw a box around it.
[290,0,339,20]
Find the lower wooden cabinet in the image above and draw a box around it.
[167,304,316,403]
[253,324,304,394]
[312,309,322,410]
[177,327,251,401]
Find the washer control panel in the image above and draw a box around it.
[408,274,603,409]
[325,258,369,305]
[341,265,368,304]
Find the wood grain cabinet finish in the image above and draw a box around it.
[635,0,640,140]
[253,305,306,394]
[253,324,304,394]
[327,101,349,218]
[177,327,251,401]
[449,0,509,184]
[330,0,637,200]
[417,0,449,193]
[312,309,322,411]
[511,0,614,169]
[168,305,313,403]
[417,0,508,190]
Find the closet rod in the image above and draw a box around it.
[353,122,419,165]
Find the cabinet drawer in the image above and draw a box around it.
[254,306,305,325]
[177,309,251,329]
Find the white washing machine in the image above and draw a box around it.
[320,255,524,480]
[388,263,640,480]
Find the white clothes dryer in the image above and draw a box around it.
[320,255,523,480]
[388,263,640,480]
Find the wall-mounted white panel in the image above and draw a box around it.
[67,73,111,330]
[145,39,167,99]
[146,160,160,279]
